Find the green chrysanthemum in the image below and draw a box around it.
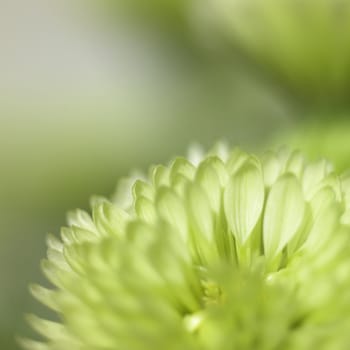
[22,147,350,349]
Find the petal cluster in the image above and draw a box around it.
[22,147,350,350]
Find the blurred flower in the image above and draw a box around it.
[197,0,350,103]
[278,118,350,172]
[21,146,350,349]
[99,0,193,43]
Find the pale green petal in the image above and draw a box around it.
[285,150,305,178]
[262,151,281,187]
[66,209,95,232]
[62,244,88,276]
[26,315,66,341]
[195,158,222,213]
[40,259,66,289]
[92,201,129,238]
[187,183,214,242]
[133,180,155,201]
[224,163,264,245]
[29,284,59,312]
[152,165,170,187]
[17,338,50,350]
[135,196,157,223]
[186,183,218,265]
[46,233,63,252]
[226,148,250,174]
[302,159,334,200]
[112,172,145,209]
[60,227,75,245]
[170,157,196,182]
[46,247,69,270]
[305,187,340,250]
[171,173,191,197]
[70,226,100,243]
[263,174,305,259]
[155,187,188,241]
[276,147,292,171]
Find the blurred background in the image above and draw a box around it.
[1,0,350,349]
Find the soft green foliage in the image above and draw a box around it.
[203,0,350,101]
[22,146,350,349]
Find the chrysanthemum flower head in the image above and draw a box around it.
[21,146,350,350]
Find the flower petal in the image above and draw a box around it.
[156,187,188,241]
[263,174,305,259]
[224,163,264,245]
